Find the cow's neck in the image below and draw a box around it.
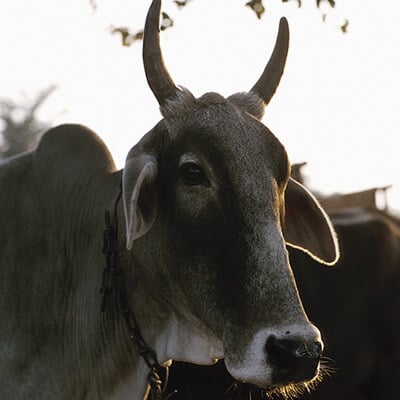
[115,226,225,374]
[90,175,223,400]
[48,171,153,400]
[89,174,162,400]
[101,187,167,400]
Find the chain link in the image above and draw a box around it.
[100,185,174,400]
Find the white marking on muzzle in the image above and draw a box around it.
[225,323,322,388]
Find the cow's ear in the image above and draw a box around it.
[122,154,158,250]
[282,177,339,265]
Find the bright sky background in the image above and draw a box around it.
[1,0,399,210]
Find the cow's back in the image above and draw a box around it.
[0,123,116,326]
[0,124,120,399]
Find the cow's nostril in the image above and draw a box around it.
[265,335,322,385]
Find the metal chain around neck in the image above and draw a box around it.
[100,183,175,400]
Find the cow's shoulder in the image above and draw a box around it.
[34,123,116,176]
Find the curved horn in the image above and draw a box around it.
[143,0,178,105]
[250,17,290,106]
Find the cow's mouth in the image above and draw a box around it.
[265,373,323,399]
[226,374,321,400]
[225,358,334,399]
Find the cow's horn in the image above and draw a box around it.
[143,0,178,106]
[250,17,289,106]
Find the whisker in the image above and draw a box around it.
[319,356,337,377]
[233,356,337,400]
[223,380,240,397]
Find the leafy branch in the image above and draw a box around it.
[0,86,55,159]
[96,0,346,47]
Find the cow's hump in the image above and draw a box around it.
[34,124,116,175]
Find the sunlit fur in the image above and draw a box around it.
[160,87,196,121]
[224,357,336,400]
[263,373,323,400]
[227,91,265,120]
[160,87,266,123]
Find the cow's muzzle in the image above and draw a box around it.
[266,335,322,385]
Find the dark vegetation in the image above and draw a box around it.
[103,0,345,47]
[0,86,55,160]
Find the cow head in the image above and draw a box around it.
[122,0,338,395]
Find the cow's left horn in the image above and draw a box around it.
[143,0,178,106]
[250,17,289,106]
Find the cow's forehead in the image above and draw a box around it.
[164,94,290,187]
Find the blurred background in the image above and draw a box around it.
[1,0,399,210]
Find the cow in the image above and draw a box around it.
[289,162,392,211]
[0,0,339,399]
[319,187,392,212]
[292,207,400,400]
[167,207,400,400]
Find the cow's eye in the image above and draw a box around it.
[180,162,208,186]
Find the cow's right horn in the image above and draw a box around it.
[250,17,290,107]
[143,0,178,106]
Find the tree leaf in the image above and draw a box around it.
[245,0,265,19]
[316,0,335,8]
[341,19,349,33]
[111,27,132,46]
[282,0,302,8]
[174,0,192,8]
[161,12,174,31]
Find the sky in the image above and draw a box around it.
[1,0,399,210]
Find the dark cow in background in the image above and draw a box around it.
[291,162,392,212]
[166,206,400,400]
[319,187,392,212]
[292,207,400,400]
